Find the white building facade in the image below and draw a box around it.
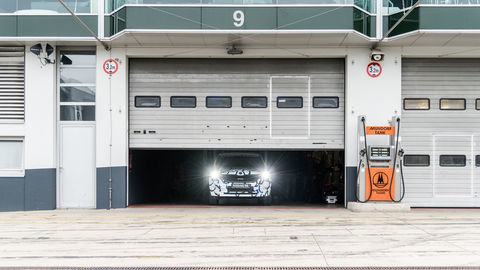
[1,0,480,211]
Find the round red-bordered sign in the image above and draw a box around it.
[103,59,119,75]
[366,62,382,78]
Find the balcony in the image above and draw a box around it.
[104,0,376,48]
[382,1,480,45]
[107,0,375,13]
[0,0,98,37]
[0,0,97,14]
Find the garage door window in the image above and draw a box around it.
[313,96,339,108]
[440,99,466,110]
[439,155,466,167]
[135,96,161,108]
[277,97,303,108]
[476,99,480,110]
[206,96,232,108]
[171,96,196,108]
[0,140,24,176]
[404,155,430,167]
[404,98,430,110]
[242,96,267,108]
[476,155,480,167]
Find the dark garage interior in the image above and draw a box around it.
[128,150,344,206]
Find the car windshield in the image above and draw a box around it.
[216,155,264,169]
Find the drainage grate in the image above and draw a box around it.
[0,267,478,270]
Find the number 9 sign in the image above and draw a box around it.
[367,62,382,78]
[233,10,244,27]
[103,59,119,75]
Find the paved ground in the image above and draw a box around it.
[0,205,480,267]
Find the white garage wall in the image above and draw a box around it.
[95,46,128,168]
[24,44,56,170]
[344,47,402,168]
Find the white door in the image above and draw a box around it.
[270,76,310,139]
[433,135,473,198]
[59,125,95,208]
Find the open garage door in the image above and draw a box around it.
[128,150,344,206]
[401,58,480,207]
[128,59,344,150]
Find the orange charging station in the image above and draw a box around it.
[365,125,396,201]
[366,167,395,201]
[357,116,405,203]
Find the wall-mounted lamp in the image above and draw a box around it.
[30,43,56,65]
[370,49,384,62]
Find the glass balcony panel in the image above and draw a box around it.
[108,0,369,11]
[382,0,480,15]
[1,0,96,14]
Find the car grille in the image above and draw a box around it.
[221,174,258,182]
[228,186,254,193]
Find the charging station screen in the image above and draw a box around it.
[370,147,390,160]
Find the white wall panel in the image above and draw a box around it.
[96,46,128,168]
[24,45,56,170]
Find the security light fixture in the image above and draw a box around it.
[45,44,55,57]
[227,45,243,55]
[30,43,42,56]
[370,49,384,62]
[30,43,56,65]
[60,54,73,65]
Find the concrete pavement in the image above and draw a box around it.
[0,205,479,267]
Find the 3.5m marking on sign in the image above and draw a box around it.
[367,62,382,78]
[103,59,118,75]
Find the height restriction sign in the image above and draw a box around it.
[366,62,382,78]
[103,59,118,75]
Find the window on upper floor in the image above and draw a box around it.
[0,0,97,14]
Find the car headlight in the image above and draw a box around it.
[209,170,220,179]
[261,170,271,180]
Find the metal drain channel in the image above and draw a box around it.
[0,267,478,270]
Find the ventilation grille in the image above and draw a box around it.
[0,46,25,122]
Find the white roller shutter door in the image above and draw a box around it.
[129,59,344,150]
[402,58,480,207]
